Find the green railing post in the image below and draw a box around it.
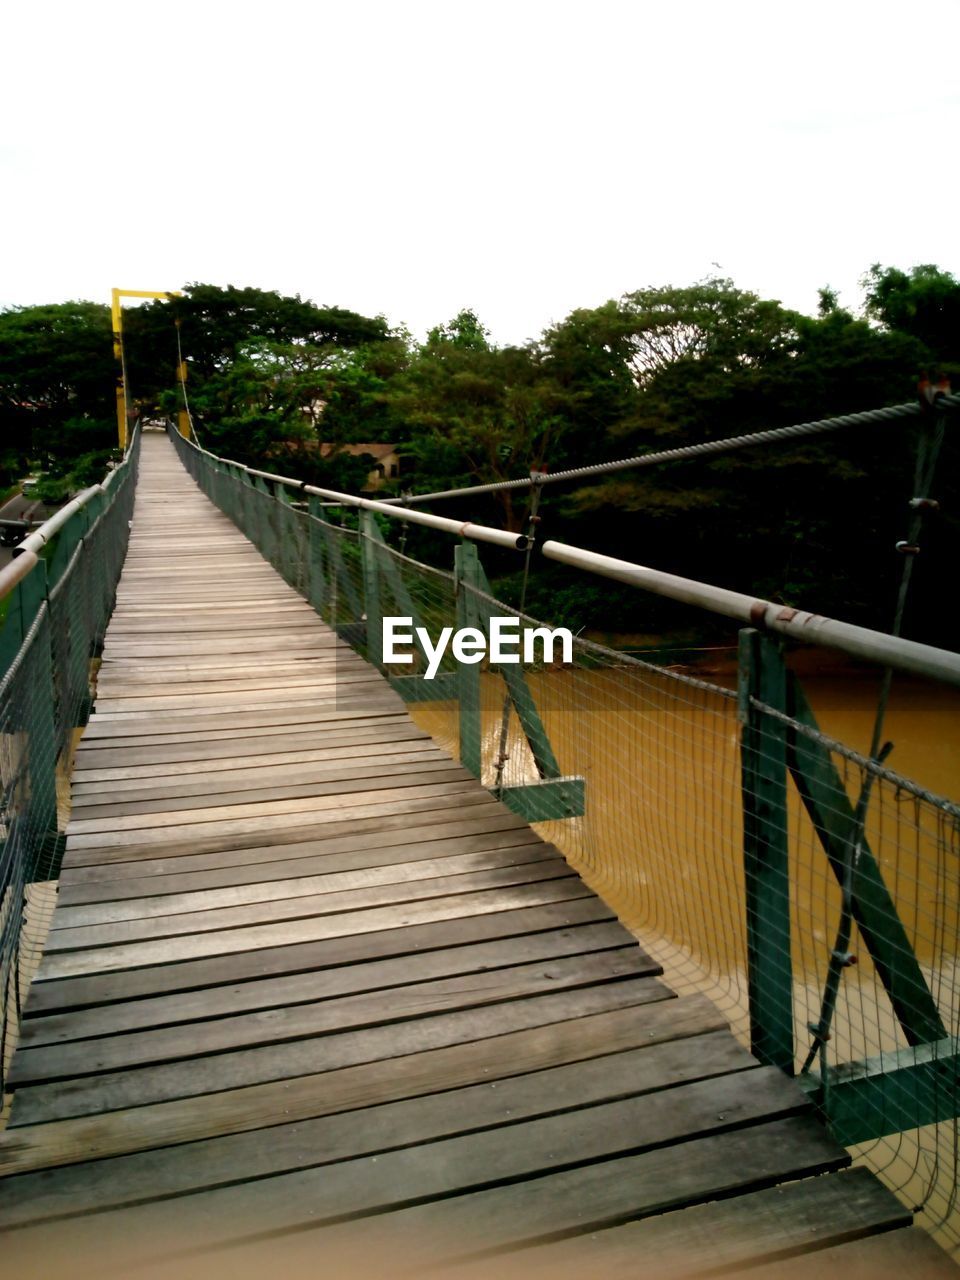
[739,627,794,1073]
[22,564,60,873]
[455,541,482,778]
[360,510,383,669]
[306,496,329,618]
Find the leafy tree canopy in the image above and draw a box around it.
[0,301,117,488]
[862,263,960,369]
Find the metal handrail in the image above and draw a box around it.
[541,540,960,687]
[1,423,141,601]
[174,429,527,552]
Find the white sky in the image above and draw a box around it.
[2,0,958,346]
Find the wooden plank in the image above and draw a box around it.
[476,1166,911,1279]
[246,1116,847,1272]
[63,779,486,849]
[68,757,467,819]
[0,1031,749,1228]
[10,979,675,1124]
[69,755,466,815]
[0,996,726,1175]
[78,707,415,746]
[386,1172,911,1280]
[88,691,398,722]
[69,745,449,799]
[34,878,601,981]
[73,724,430,769]
[59,792,505,868]
[24,896,618,1014]
[50,844,562,929]
[19,921,642,1046]
[57,814,538,892]
[0,1113,845,1273]
[9,948,651,1085]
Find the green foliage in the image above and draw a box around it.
[863,263,960,369]
[0,301,115,477]
[125,284,393,477]
[318,337,412,446]
[377,313,578,529]
[32,441,119,504]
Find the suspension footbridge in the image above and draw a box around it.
[0,422,958,1276]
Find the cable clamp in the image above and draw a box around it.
[895,541,920,555]
[830,950,857,967]
[919,375,951,410]
[908,497,939,512]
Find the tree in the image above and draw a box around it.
[318,335,412,448]
[383,312,575,530]
[863,264,960,369]
[120,284,393,473]
[0,301,117,488]
[538,284,937,635]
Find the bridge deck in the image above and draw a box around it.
[0,432,949,1277]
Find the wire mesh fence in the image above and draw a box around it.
[170,425,960,1253]
[0,430,139,1098]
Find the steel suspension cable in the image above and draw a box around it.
[175,320,199,444]
[380,393,960,507]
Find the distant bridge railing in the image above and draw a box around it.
[0,428,139,1089]
[171,419,960,1244]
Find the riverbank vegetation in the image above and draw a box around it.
[1,266,957,644]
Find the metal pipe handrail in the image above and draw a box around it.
[177,431,527,552]
[0,550,40,599]
[541,540,960,687]
[13,485,106,558]
[2,424,140,602]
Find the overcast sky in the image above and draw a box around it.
[2,0,958,345]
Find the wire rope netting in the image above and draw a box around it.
[0,432,139,1102]
[171,424,960,1254]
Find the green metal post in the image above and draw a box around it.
[455,541,483,778]
[739,627,794,1073]
[24,565,60,874]
[360,510,383,669]
[472,559,563,780]
[306,496,329,618]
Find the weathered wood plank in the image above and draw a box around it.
[10,979,676,1124]
[10,949,651,1086]
[0,1031,748,1227]
[19,921,642,1046]
[57,814,538,892]
[0,996,726,1175]
[34,878,601,981]
[0,1115,846,1274]
[24,896,618,1015]
[51,844,562,928]
[471,1166,911,1279]
[69,746,449,800]
[68,757,467,819]
[63,779,486,849]
[59,792,505,867]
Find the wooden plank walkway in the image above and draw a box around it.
[0,430,953,1278]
